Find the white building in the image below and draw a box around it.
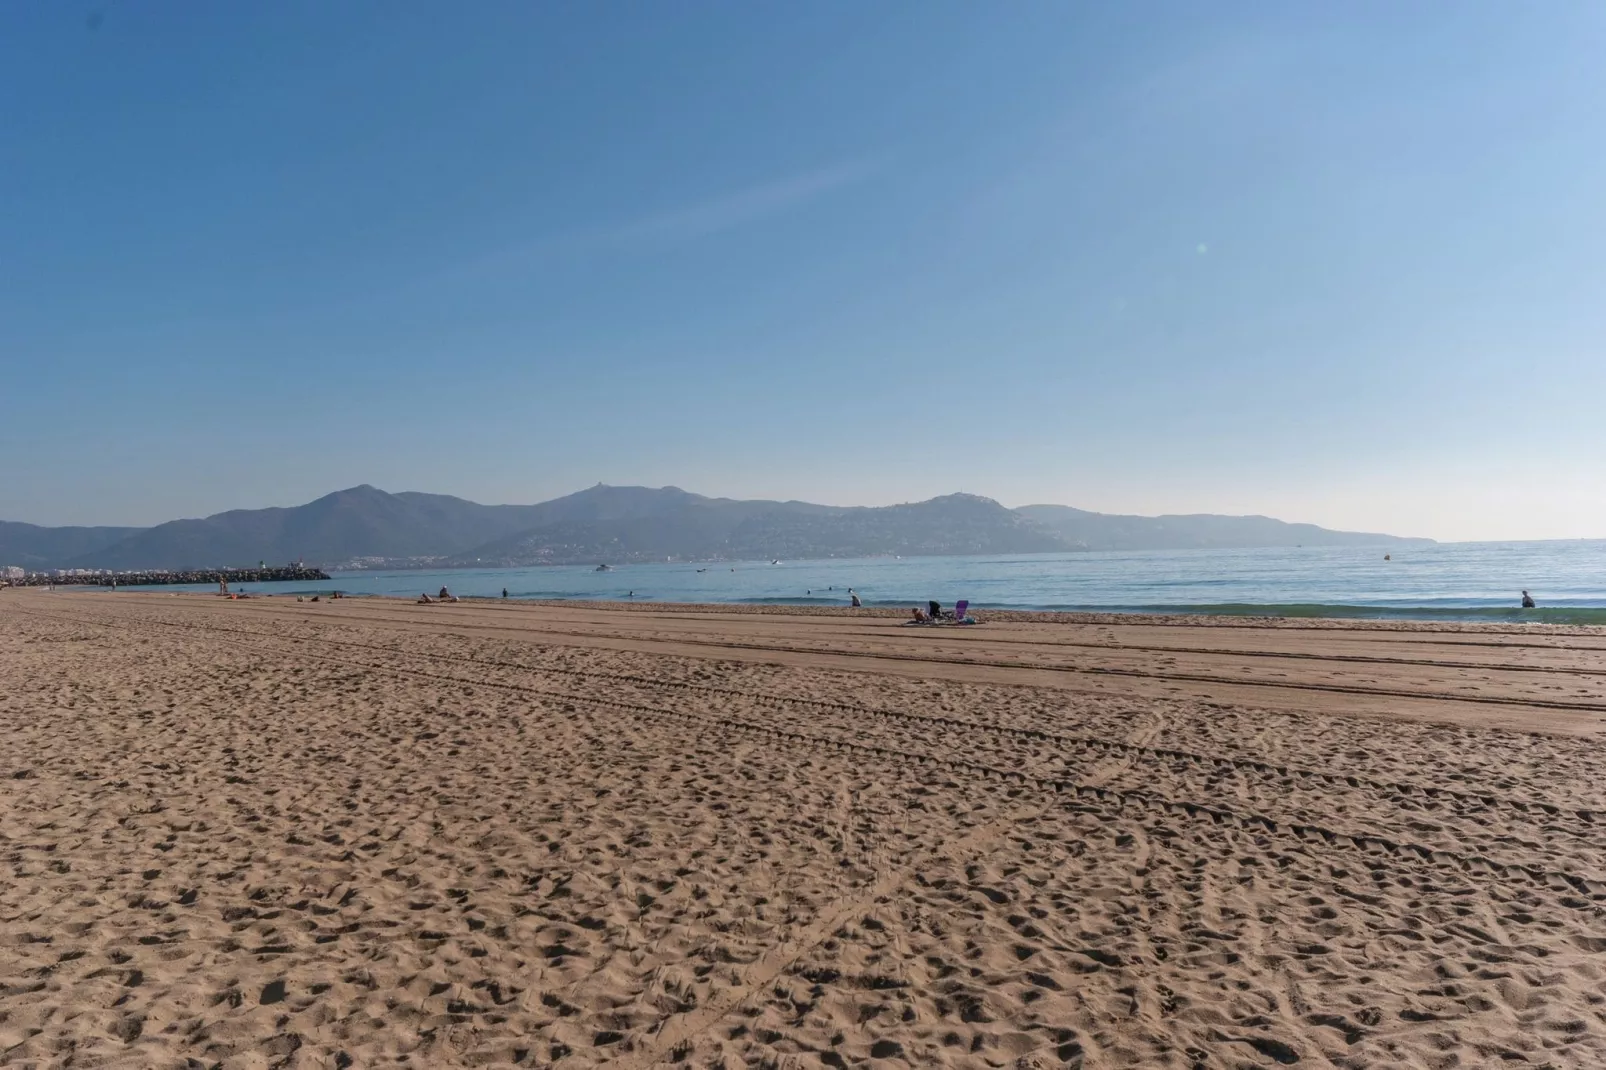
[2,566,24,581]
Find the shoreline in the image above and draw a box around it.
[78,586,1606,634]
[512,597,1606,631]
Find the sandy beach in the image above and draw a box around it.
[3,591,1604,1068]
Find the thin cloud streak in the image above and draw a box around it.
[596,158,883,247]
[416,157,884,293]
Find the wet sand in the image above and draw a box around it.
[3,590,1605,1067]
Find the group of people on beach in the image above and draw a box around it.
[407,584,967,616]
[201,577,1557,615]
[909,599,978,624]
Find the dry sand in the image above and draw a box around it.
[2,590,1605,1068]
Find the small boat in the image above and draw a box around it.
[595,564,612,572]
[771,559,781,565]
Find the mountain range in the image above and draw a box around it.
[2,484,1431,571]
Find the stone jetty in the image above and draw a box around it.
[6,566,331,588]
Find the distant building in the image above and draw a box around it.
[2,566,23,581]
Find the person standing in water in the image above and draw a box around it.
[849,589,861,608]
[1521,590,1536,608]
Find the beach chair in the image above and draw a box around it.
[953,599,969,622]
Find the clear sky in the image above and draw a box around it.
[4,2,1603,541]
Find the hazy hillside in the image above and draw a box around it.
[452,501,781,566]
[0,521,145,569]
[61,486,556,570]
[721,494,1065,561]
[54,485,803,569]
[1017,504,1434,551]
[0,484,1433,570]
[452,493,1063,565]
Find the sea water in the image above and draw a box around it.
[116,540,1606,622]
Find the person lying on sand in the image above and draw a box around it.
[418,593,433,604]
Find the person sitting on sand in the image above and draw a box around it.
[929,600,943,621]
[911,606,927,623]
[850,590,861,608]
[438,586,451,600]
[1522,590,1536,608]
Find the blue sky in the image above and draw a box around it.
[4,2,1603,540]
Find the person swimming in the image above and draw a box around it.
[1521,590,1536,608]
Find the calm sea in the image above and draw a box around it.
[115,540,1606,622]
